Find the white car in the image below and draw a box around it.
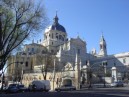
[28,80,50,92]
[111,81,124,87]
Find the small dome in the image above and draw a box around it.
[45,14,66,33]
[112,66,117,70]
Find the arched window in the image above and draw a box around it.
[52,33,53,39]
[100,44,102,49]
[56,36,58,39]
[59,35,62,40]
[25,62,28,67]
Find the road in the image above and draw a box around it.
[0,86,129,97]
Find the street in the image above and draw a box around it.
[0,86,129,97]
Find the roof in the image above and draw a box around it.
[45,14,66,33]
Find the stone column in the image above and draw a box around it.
[74,53,81,90]
[111,66,117,82]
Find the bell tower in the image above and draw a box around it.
[99,33,107,56]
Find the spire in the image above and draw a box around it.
[53,11,59,24]
[100,32,105,42]
[56,10,58,17]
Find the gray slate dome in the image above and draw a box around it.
[50,14,66,33]
[51,22,66,33]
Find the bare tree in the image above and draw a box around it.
[0,0,48,72]
[36,53,54,80]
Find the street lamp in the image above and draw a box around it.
[52,58,56,90]
[82,65,88,85]
[101,61,107,87]
[85,60,102,88]
[85,60,93,88]
[88,70,92,88]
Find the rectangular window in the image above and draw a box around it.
[32,48,34,52]
[77,49,80,55]
[123,58,126,63]
[52,33,53,39]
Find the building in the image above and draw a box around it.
[7,14,129,90]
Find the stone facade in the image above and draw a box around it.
[7,14,129,90]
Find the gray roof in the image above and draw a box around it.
[51,22,66,33]
[50,14,66,33]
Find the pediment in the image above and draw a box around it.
[71,37,86,46]
[64,63,73,71]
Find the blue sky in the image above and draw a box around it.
[42,0,129,55]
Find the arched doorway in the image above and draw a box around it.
[63,79,72,86]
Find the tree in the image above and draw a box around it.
[0,0,48,72]
[37,53,55,80]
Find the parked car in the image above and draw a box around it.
[111,81,124,87]
[18,84,28,92]
[6,84,19,93]
[41,80,51,92]
[55,85,76,92]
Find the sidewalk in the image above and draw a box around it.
[81,84,111,89]
[79,83,129,91]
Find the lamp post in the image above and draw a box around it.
[85,60,93,88]
[52,58,56,90]
[82,65,88,85]
[85,60,101,88]
[102,61,107,87]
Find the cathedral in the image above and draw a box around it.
[7,14,129,90]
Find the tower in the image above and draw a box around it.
[99,33,107,56]
[42,12,67,53]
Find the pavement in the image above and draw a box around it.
[79,83,129,91]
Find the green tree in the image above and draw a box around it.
[0,0,48,71]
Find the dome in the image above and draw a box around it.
[51,23,66,33]
[45,14,66,33]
